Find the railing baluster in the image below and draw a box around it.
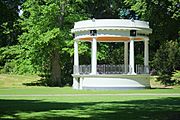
[77,64,149,75]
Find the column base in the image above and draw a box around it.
[72,74,151,90]
[90,72,97,75]
[127,72,137,75]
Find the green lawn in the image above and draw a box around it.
[0,96,180,120]
[0,74,180,120]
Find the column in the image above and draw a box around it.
[129,38,136,75]
[74,40,79,74]
[144,39,149,73]
[91,37,97,74]
[124,42,128,73]
[73,77,79,89]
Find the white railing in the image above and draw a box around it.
[73,64,149,75]
[97,65,128,74]
[79,65,91,74]
[136,64,149,74]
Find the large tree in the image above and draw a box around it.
[19,0,87,86]
[125,0,180,56]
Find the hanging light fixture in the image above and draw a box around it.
[130,30,136,37]
[90,30,97,36]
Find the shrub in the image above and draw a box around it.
[152,40,180,85]
[171,70,180,85]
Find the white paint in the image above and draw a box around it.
[72,19,152,34]
[71,19,152,90]
[79,78,83,90]
[83,78,144,87]
[74,40,79,74]
[72,74,151,90]
[129,38,136,75]
[124,42,129,73]
[91,37,97,74]
[144,39,149,73]
[144,39,149,66]
[72,77,79,89]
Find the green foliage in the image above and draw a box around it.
[0,45,35,74]
[0,0,22,47]
[0,0,22,73]
[125,0,180,56]
[102,43,124,64]
[156,74,174,86]
[18,0,89,86]
[152,41,180,75]
[97,43,109,61]
[1,0,180,87]
[152,41,180,85]
[125,0,180,86]
[171,70,180,85]
[167,0,180,19]
[19,0,66,86]
[80,0,126,19]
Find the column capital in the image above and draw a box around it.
[130,36,135,40]
[92,36,97,39]
[74,38,79,41]
[74,39,79,43]
[144,38,149,41]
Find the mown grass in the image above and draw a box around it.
[0,96,180,120]
[0,74,180,120]
[0,74,180,95]
[0,87,180,95]
[0,74,40,88]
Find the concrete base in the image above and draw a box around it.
[72,74,150,90]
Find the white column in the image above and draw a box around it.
[73,77,79,89]
[129,38,136,75]
[91,37,97,74]
[74,40,79,74]
[124,42,128,73]
[79,78,83,90]
[144,39,149,73]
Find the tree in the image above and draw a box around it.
[0,0,22,69]
[0,0,21,47]
[125,0,180,57]
[171,70,180,85]
[125,0,180,85]
[19,0,87,86]
[152,41,180,85]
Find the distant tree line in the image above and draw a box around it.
[0,0,180,86]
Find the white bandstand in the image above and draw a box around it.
[71,19,152,90]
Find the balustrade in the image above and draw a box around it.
[73,64,149,75]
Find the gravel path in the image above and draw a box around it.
[0,94,180,97]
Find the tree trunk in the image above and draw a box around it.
[49,0,67,86]
[51,49,61,86]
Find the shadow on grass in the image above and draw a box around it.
[0,97,180,120]
[150,87,173,89]
[22,78,49,86]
